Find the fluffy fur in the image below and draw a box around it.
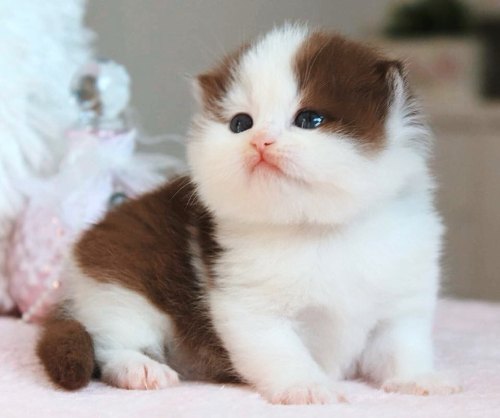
[0,0,92,311]
[38,25,460,404]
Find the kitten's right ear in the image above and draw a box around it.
[192,44,248,112]
[192,71,228,113]
[192,73,216,106]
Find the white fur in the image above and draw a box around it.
[65,256,179,390]
[187,26,455,403]
[0,0,92,311]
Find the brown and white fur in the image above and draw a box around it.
[37,25,460,404]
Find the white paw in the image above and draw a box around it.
[382,373,462,396]
[267,383,346,405]
[102,352,179,390]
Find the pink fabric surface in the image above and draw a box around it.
[0,299,499,418]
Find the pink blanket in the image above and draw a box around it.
[1,299,499,417]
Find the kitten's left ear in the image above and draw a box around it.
[374,59,409,109]
[375,59,404,76]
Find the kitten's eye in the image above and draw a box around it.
[294,110,325,129]
[229,113,253,133]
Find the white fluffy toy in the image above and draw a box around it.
[6,60,180,321]
[0,0,93,312]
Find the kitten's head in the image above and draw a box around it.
[187,25,430,225]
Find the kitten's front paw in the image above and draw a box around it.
[102,353,179,390]
[382,373,462,396]
[267,383,346,405]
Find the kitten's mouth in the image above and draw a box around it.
[245,151,310,186]
[247,153,284,176]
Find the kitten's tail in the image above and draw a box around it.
[37,316,95,390]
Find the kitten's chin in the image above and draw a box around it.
[193,177,363,227]
[207,201,360,227]
[247,163,306,187]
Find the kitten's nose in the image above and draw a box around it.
[250,133,275,153]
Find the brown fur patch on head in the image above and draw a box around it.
[294,31,405,147]
[196,43,249,121]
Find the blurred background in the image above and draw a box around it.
[86,0,500,301]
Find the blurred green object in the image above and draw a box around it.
[478,17,500,99]
[385,0,472,37]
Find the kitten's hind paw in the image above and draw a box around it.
[382,373,462,396]
[102,351,179,390]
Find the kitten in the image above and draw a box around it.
[37,25,460,404]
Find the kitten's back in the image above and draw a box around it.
[38,176,238,389]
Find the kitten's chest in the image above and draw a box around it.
[212,205,439,317]
[214,223,372,313]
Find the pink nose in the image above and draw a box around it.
[250,134,275,152]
